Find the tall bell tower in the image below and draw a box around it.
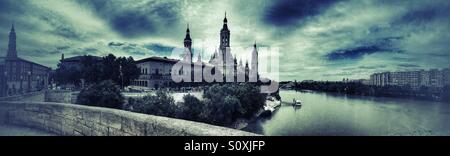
[219,12,230,52]
[7,24,17,58]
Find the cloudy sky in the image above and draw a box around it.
[1,0,449,81]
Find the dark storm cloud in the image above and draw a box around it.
[110,12,156,37]
[397,64,420,68]
[108,42,125,47]
[0,0,15,12]
[38,12,84,41]
[70,48,100,56]
[395,2,450,25]
[107,42,175,56]
[77,0,181,38]
[326,45,393,60]
[143,43,174,54]
[0,0,28,14]
[325,37,403,61]
[57,46,71,51]
[263,0,341,26]
[107,42,144,55]
[322,72,352,77]
[358,65,387,70]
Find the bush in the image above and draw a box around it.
[128,84,267,127]
[234,83,266,118]
[76,80,124,109]
[201,83,265,125]
[131,91,177,118]
[201,96,243,126]
[178,94,204,121]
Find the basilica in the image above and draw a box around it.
[133,13,260,89]
[180,13,260,82]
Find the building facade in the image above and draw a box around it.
[133,56,179,89]
[59,54,102,70]
[369,68,450,90]
[0,25,51,97]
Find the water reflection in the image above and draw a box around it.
[244,90,450,136]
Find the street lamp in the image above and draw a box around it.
[120,65,124,90]
[27,71,31,92]
[4,71,7,82]
[37,75,41,90]
[2,71,7,96]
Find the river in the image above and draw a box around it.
[244,90,450,136]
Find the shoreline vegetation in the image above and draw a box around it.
[281,81,450,103]
[76,81,269,129]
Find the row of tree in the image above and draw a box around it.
[76,81,268,126]
[291,81,450,102]
[53,54,140,89]
[129,83,267,126]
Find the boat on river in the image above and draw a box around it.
[292,99,302,106]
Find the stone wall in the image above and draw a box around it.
[45,90,78,103]
[0,91,46,102]
[0,101,258,136]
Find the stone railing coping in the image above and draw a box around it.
[0,101,260,136]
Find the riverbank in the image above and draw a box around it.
[282,87,449,103]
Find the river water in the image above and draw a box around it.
[244,90,450,136]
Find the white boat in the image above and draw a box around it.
[293,99,302,106]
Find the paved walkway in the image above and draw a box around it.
[0,124,55,136]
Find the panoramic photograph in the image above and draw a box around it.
[1,0,450,141]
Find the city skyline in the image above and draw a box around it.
[1,0,450,81]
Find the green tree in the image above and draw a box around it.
[234,83,266,118]
[201,96,243,126]
[202,83,264,125]
[81,55,103,83]
[54,62,82,86]
[76,80,124,109]
[131,91,177,118]
[178,94,204,121]
[54,54,140,88]
[117,56,141,88]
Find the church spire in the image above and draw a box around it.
[186,23,190,33]
[251,41,259,81]
[224,11,228,23]
[183,23,193,62]
[220,11,230,51]
[7,23,17,58]
[185,23,191,40]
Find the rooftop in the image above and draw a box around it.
[61,55,102,62]
[1,57,51,70]
[136,56,180,64]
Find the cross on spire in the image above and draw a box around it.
[11,24,15,32]
[186,23,190,33]
[224,11,228,23]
